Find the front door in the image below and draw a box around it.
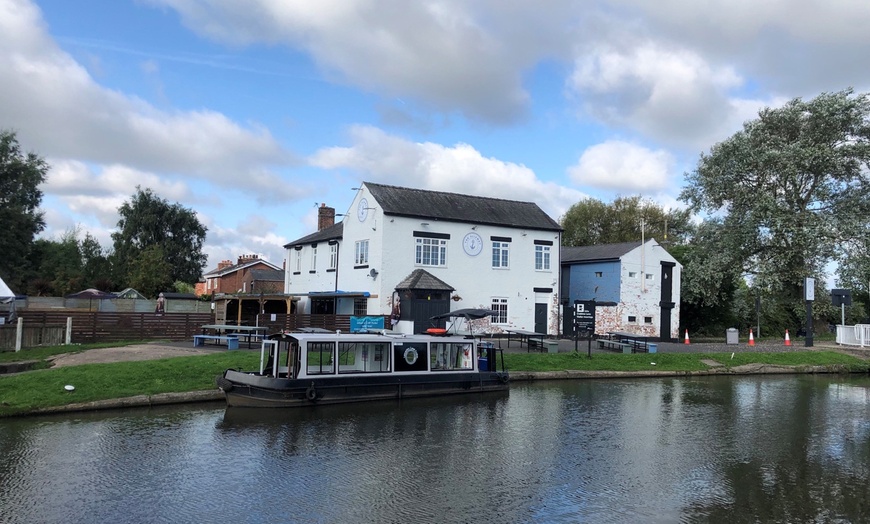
[534,302,547,334]
[402,290,450,333]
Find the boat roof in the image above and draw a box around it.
[279,332,475,343]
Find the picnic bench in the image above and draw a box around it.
[606,331,655,353]
[597,339,632,353]
[506,329,546,352]
[193,334,239,350]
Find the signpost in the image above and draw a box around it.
[573,300,596,358]
[804,278,815,347]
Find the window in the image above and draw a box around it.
[338,341,390,373]
[644,316,653,324]
[431,342,474,370]
[294,250,302,272]
[306,342,334,375]
[355,240,369,265]
[595,272,603,278]
[492,242,510,268]
[329,243,338,270]
[491,298,508,324]
[628,272,637,278]
[310,245,317,271]
[646,273,654,280]
[416,238,447,266]
[628,315,637,323]
[535,245,550,270]
[353,298,367,316]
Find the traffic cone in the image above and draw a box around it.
[684,329,690,345]
[784,330,791,346]
[748,329,755,347]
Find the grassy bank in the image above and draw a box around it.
[1,344,867,417]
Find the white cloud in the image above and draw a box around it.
[310,125,586,219]
[0,0,299,201]
[568,141,674,192]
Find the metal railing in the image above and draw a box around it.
[835,324,870,347]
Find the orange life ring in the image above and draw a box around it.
[426,328,447,335]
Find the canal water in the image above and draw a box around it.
[2,375,870,523]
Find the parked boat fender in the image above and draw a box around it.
[498,373,510,384]
[216,376,234,392]
[306,384,318,401]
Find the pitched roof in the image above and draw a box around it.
[395,269,455,291]
[365,182,562,231]
[203,257,282,277]
[284,222,343,248]
[249,269,284,282]
[561,241,642,264]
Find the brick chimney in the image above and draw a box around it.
[318,203,336,231]
[237,254,259,265]
[217,259,233,270]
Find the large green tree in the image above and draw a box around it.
[0,130,48,291]
[681,89,870,329]
[560,195,691,247]
[112,187,207,295]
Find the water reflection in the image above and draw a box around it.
[1,376,870,523]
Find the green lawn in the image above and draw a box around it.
[1,342,866,418]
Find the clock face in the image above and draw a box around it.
[463,232,483,256]
[357,198,369,222]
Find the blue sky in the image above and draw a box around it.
[3,0,869,275]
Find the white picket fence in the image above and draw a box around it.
[836,324,870,347]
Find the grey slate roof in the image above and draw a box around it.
[249,269,284,282]
[365,182,562,231]
[561,241,641,264]
[284,222,344,248]
[395,269,455,291]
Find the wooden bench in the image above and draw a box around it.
[598,339,632,353]
[193,334,239,350]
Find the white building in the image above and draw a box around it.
[285,182,563,335]
[561,240,682,340]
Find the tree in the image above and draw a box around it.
[680,89,870,329]
[112,187,207,293]
[128,245,173,299]
[560,195,691,247]
[0,130,48,291]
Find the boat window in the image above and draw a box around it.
[306,342,335,375]
[431,342,474,371]
[337,341,391,373]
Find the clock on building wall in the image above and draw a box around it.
[357,198,369,222]
[463,232,483,256]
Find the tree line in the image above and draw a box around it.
[0,130,207,299]
[3,89,870,334]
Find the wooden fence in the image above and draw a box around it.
[0,323,66,351]
[16,311,214,344]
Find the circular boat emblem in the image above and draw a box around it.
[403,347,418,365]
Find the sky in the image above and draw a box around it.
[3,0,870,276]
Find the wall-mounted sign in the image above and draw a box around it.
[350,316,385,333]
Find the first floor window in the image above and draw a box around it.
[295,250,302,272]
[491,297,508,324]
[310,245,317,271]
[329,243,338,269]
[535,245,550,270]
[355,240,369,265]
[492,242,509,268]
[416,238,447,266]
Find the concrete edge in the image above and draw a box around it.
[17,364,859,417]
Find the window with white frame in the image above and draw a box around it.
[646,273,654,280]
[355,240,369,265]
[329,243,338,270]
[416,238,447,267]
[628,271,637,278]
[535,245,550,270]
[492,242,509,268]
[310,245,317,271]
[491,297,508,324]
[294,250,302,272]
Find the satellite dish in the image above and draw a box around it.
[369,269,379,278]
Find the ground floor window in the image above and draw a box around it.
[353,298,367,316]
[491,297,508,324]
[306,342,335,375]
[431,342,474,370]
[338,341,390,373]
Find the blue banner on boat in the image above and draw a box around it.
[350,316,385,333]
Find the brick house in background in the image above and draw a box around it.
[196,255,282,296]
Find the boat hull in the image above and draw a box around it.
[217,369,510,408]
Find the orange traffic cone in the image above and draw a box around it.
[784,330,791,346]
[684,329,690,345]
[748,329,755,347]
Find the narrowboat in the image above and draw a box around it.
[216,331,509,408]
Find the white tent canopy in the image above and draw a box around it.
[0,274,15,299]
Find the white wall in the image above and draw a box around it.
[616,240,681,338]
